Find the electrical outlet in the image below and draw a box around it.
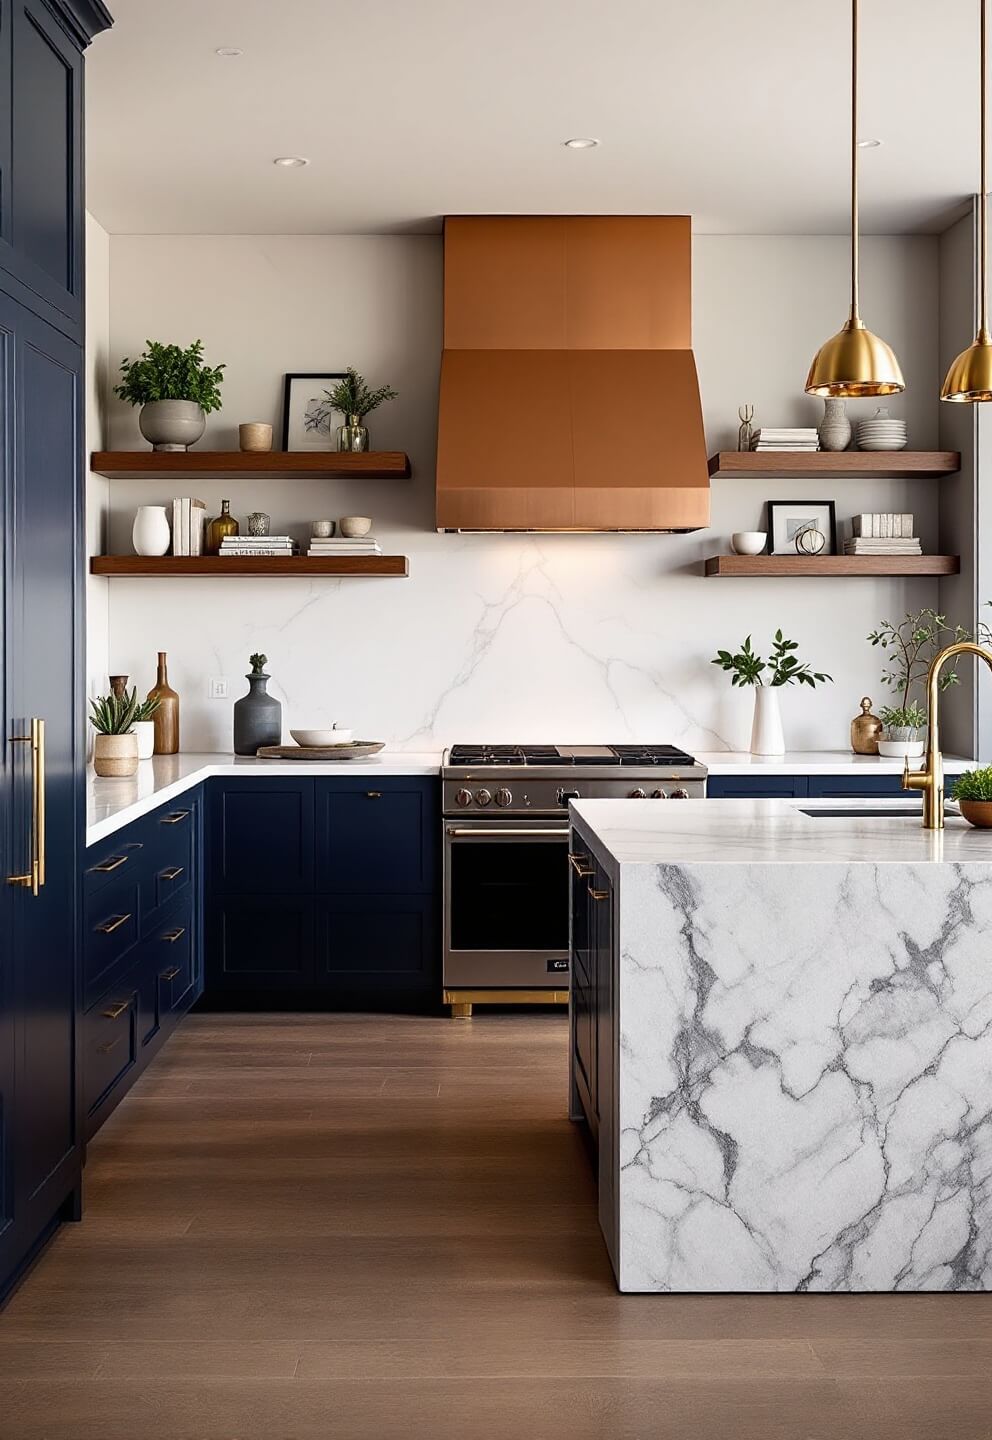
[208,678,229,700]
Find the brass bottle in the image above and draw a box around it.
[851,696,882,755]
[205,499,239,556]
[147,652,179,755]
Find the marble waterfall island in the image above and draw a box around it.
[568,798,992,1293]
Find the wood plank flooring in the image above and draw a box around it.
[1,1012,991,1438]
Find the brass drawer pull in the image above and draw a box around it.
[161,927,185,944]
[160,964,181,981]
[568,852,594,876]
[161,810,190,825]
[95,913,132,935]
[587,887,610,901]
[122,841,144,851]
[160,866,185,881]
[89,854,127,874]
[96,1036,123,1055]
[101,1000,129,1021]
[365,791,382,799]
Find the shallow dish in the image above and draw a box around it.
[290,728,353,746]
[257,741,385,761]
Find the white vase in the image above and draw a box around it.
[817,397,851,452]
[132,720,156,760]
[750,686,785,757]
[132,504,171,556]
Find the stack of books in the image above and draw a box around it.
[845,537,922,556]
[845,516,921,556]
[170,498,207,556]
[749,428,820,452]
[219,535,299,558]
[307,535,382,559]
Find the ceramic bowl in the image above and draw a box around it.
[291,728,354,747]
[877,738,925,759]
[339,516,373,539]
[731,531,767,556]
[958,799,992,828]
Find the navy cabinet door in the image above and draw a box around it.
[207,895,315,990]
[707,776,807,799]
[316,778,438,894]
[806,775,910,798]
[316,895,437,998]
[211,779,314,893]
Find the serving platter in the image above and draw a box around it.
[256,742,385,761]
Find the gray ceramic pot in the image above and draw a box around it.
[233,670,282,755]
[138,400,206,452]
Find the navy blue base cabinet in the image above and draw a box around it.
[206,776,441,1010]
[707,773,911,800]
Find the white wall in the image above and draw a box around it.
[95,230,947,754]
[85,212,111,727]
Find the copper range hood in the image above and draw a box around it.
[436,216,709,532]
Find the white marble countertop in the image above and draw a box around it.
[86,751,444,847]
[571,795,992,875]
[697,750,974,775]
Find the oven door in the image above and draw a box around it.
[443,819,571,988]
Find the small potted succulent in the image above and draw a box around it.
[307,367,398,453]
[113,339,225,451]
[89,688,141,777]
[867,609,992,759]
[951,766,992,827]
[712,630,832,756]
[131,695,160,760]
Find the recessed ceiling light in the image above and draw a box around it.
[857,137,882,148]
[273,156,309,168]
[563,137,599,149]
[214,46,243,57]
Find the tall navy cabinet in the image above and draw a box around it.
[0,0,112,1300]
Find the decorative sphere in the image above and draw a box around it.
[795,524,826,556]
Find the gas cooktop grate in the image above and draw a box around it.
[446,744,697,767]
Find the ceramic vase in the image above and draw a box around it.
[93,732,139,778]
[817,397,851,453]
[750,686,785,757]
[132,505,171,557]
[138,399,206,452]
[233,668,282,755]
[147,652,179,754]
[132,720,156,760]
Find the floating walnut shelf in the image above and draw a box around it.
[707,451,960,480]
[90,451,412,480]
[704,555,960,578]
[90,556,409,578]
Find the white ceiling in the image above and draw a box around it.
[86,0,980,237]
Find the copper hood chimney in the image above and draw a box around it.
[436,216,709,532]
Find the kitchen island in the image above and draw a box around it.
[568,796,992,1293]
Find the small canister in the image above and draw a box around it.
[851,696,882,755]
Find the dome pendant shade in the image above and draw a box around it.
[806,316,906,397]
[941,332,992,402]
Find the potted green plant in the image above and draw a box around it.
[310,367,397,453]
[131,695,160,760]
[867,609,992,759]
[951,766,992,827]
[711,631,832,756]
[113,339,225,451]
[89,688,141,777]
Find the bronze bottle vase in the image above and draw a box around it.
[147,651,179,754]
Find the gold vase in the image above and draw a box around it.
[205,499,239,555]
[147,651,179,755]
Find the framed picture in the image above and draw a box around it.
[281,372,348,451]
[766,499,837,556]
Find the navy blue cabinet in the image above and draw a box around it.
[212,779,315,893]
[707,772,911,800]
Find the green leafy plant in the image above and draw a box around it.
[867,608,992,725]
[249,652,268,675]
[878,703,928,731]
[952,766,992,802]
[88,688,141,735]
[312,367,397,427]
[113,340,225,412]
[132,696,160,723]
[711,631,832,689]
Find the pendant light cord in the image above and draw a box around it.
[850,0,860,325]
[981,0,989,342]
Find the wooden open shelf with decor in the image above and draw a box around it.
[90,556,409,578]
[707,451,960,480]
[704,555,960,578]
[90,451,412,480]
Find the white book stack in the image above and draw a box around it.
[307,537,382,558]
[845,513,921,555]
[170,498,207,556]
[219,535,299,558]
[749,428,820,452]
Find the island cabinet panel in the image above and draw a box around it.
[806,774,912,798]
[708,773,911,799]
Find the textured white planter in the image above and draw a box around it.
[817,397,852,452]
[132,720,156,760]
[132,504,171,556]
[93,733,138,778]
[750,686,785,757]
[138,399,206,452]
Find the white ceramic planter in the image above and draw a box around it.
[132,720,156,760]
[750,686,785,757]
[138,399,206,452]
[878,737,926,759]
[132,504,171,556]
[93,733,139,778]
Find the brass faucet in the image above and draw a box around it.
[902,641,992,828]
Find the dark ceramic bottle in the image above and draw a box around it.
[233,656,281,755]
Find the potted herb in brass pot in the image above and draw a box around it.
[951,767,992,827]
[89,688,141,777]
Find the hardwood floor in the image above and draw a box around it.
[1,1012,991,1438]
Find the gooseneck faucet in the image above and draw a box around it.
[903,641,992,829]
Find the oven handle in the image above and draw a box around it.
[445,826,570,838]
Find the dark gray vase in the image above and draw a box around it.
[233,671,282,755]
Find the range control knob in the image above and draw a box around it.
[629,788,647,799]
[475,788,493,807]
[455,788,473,808]
[494,787,513,808]
[670,787,690,800]
[651,789,668,800]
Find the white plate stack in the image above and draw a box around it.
[856,409,907,451]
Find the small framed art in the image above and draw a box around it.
[281,372,348,451]
[766,499,838,556]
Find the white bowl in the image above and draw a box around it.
[291,727,353,747]
[877,738,925,759]
[731,531,767,556]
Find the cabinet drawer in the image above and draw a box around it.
[84,835,146,899]
[146,905,195,1018]
[706,777,807,799]
[316,779,438,895]
[84,879,140,1006]
[84,991,138,1117]
[806,775,908,798]
[144,808,194,926]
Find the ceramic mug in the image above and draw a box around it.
[311,520,336,538]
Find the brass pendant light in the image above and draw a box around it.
[941,0,992,402]
[806,0,905,397]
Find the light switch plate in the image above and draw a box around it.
[208,678,228,700]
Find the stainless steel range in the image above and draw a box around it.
[441,744,707,1014]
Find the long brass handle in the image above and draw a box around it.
[161,810,190,825]
[7,718,44,895]
[160,964,181,981]
[568,852,594,876]
[89,854,128,874]
[161,927,185,944]
[160,866,185,881]
[101,1000,129,1020]
[588,887,610,901]
[95,912,132,935]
